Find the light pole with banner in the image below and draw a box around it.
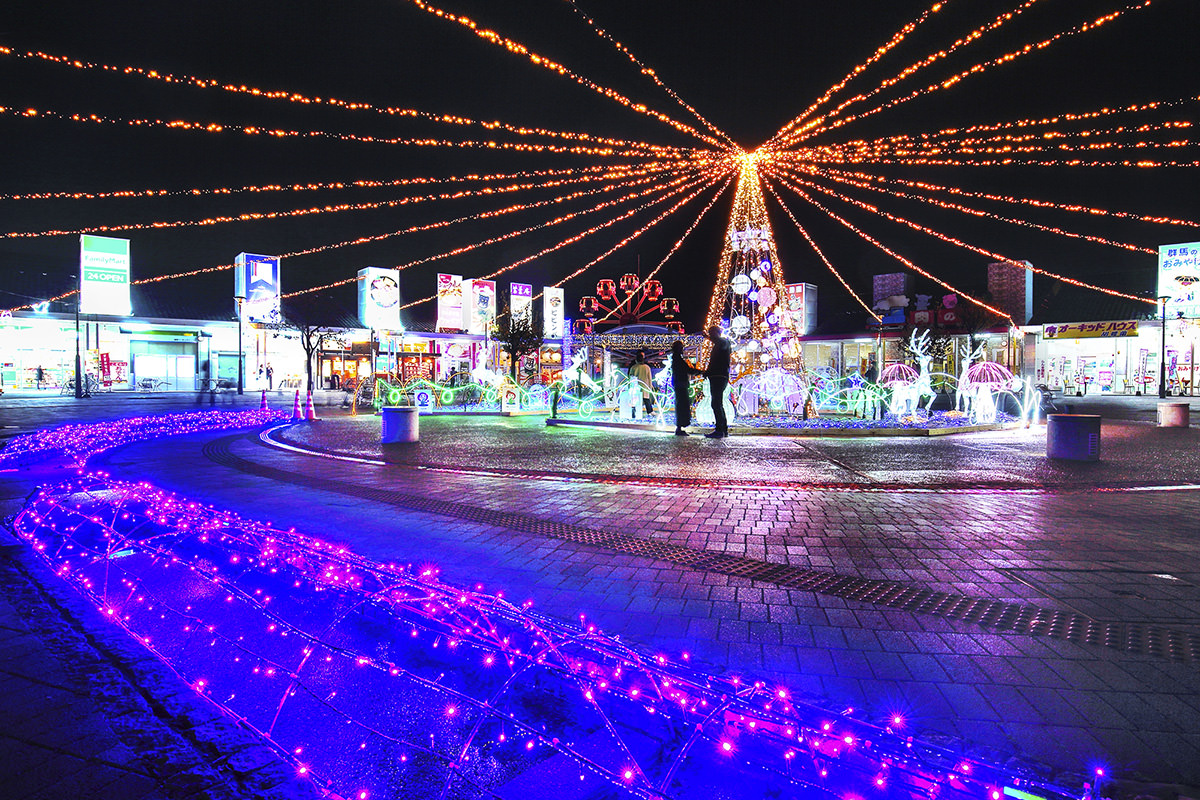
[235,294,246,395]
[1159,295,1170,399]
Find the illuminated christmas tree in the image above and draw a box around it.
[703,152,800,371]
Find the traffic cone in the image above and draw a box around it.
[291,390,302,421]
[260,390,268,410]
[305,391,319,421]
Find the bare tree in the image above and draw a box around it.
[264,314,345,392]
[494,302,544,382]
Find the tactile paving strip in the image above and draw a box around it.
[204,434,1200,665]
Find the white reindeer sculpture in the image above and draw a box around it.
[892,329,936,416]
[562,347,600,394]
[954,341,986,414]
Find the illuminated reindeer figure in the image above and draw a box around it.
[955,341,987,413]
[893,329,936,415]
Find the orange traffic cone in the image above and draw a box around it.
[260,390,268,410]
[291,390,302,421]
[305,392,319,421]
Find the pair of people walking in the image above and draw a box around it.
[670,326,730,439]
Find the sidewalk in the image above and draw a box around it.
[2,395,1199,795]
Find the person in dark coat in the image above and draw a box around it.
[703,326,732,438]
[670,340,701,436]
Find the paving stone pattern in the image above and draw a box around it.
[3,394,1199,792]
[88,418,1200,787]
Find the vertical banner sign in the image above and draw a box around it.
[463,279,497,335]
[436,274,464,332]
[357,267,401,330]
[79,235,131,315]
[234,253,281,322]
[1158,242,1200,319]
[783,283,805,331]
[543,286,565,339]
[510,283,533,324]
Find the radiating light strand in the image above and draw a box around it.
[762,180,880,321]
[402,0,728,150]
[766,170,1014,324]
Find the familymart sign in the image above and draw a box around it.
[79,235,131,315]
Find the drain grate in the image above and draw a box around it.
[203,435,1200,665]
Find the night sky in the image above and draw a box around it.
[2,0,1198,328]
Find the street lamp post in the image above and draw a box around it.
[235,294,246,395]
[74,269,84,399]
[1158,295,1170,399]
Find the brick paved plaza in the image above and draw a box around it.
[1,394,1198,797]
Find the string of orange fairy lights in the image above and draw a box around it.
[785,162,1150,260]
[0,167,688,239]
[808,135,1198,164]
[0,163,674,202]
[500,173,732,323]
[0,104,692,160]
[2,169,704,312]
[788,0,1159,145]
[283,169,713,299]
[769,164,1157,305]
[394,170,726,312]
[778,0,1047,146]
[594,173,735,325]
[763,170,1014,323]
[401,0,730,151]
[761,181,879,322]
[547,173,731,291]
[890,95,1200,141]
[768,0,952,148]
[561,0,736,150]
[815,167,1200,229]
[801,153,1200,169]
[487,172,721,284]
[843,120,1194,155]
[506,175,729,319]
[0,44,699,156]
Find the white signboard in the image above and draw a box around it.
[234,253,281,323]
[463,279,496,335]
[79,235,131,316]
[510,282,532,324]
[436,274,464,332]
[358,267,401,330]
[1159,241,1200,320]
[543,286,564,339]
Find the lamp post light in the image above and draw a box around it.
[74,295,83,399]
[234,294,246,395]
[1158,295,1170,399]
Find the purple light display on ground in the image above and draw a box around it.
[3,412,1082,799]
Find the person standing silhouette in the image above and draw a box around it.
[629,350,654,418]
[703,326,731,439]
[670,340,700,435]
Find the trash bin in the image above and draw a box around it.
[1046,414,1100,461]
[1157,402,1190,428]
[381,405,419,443]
